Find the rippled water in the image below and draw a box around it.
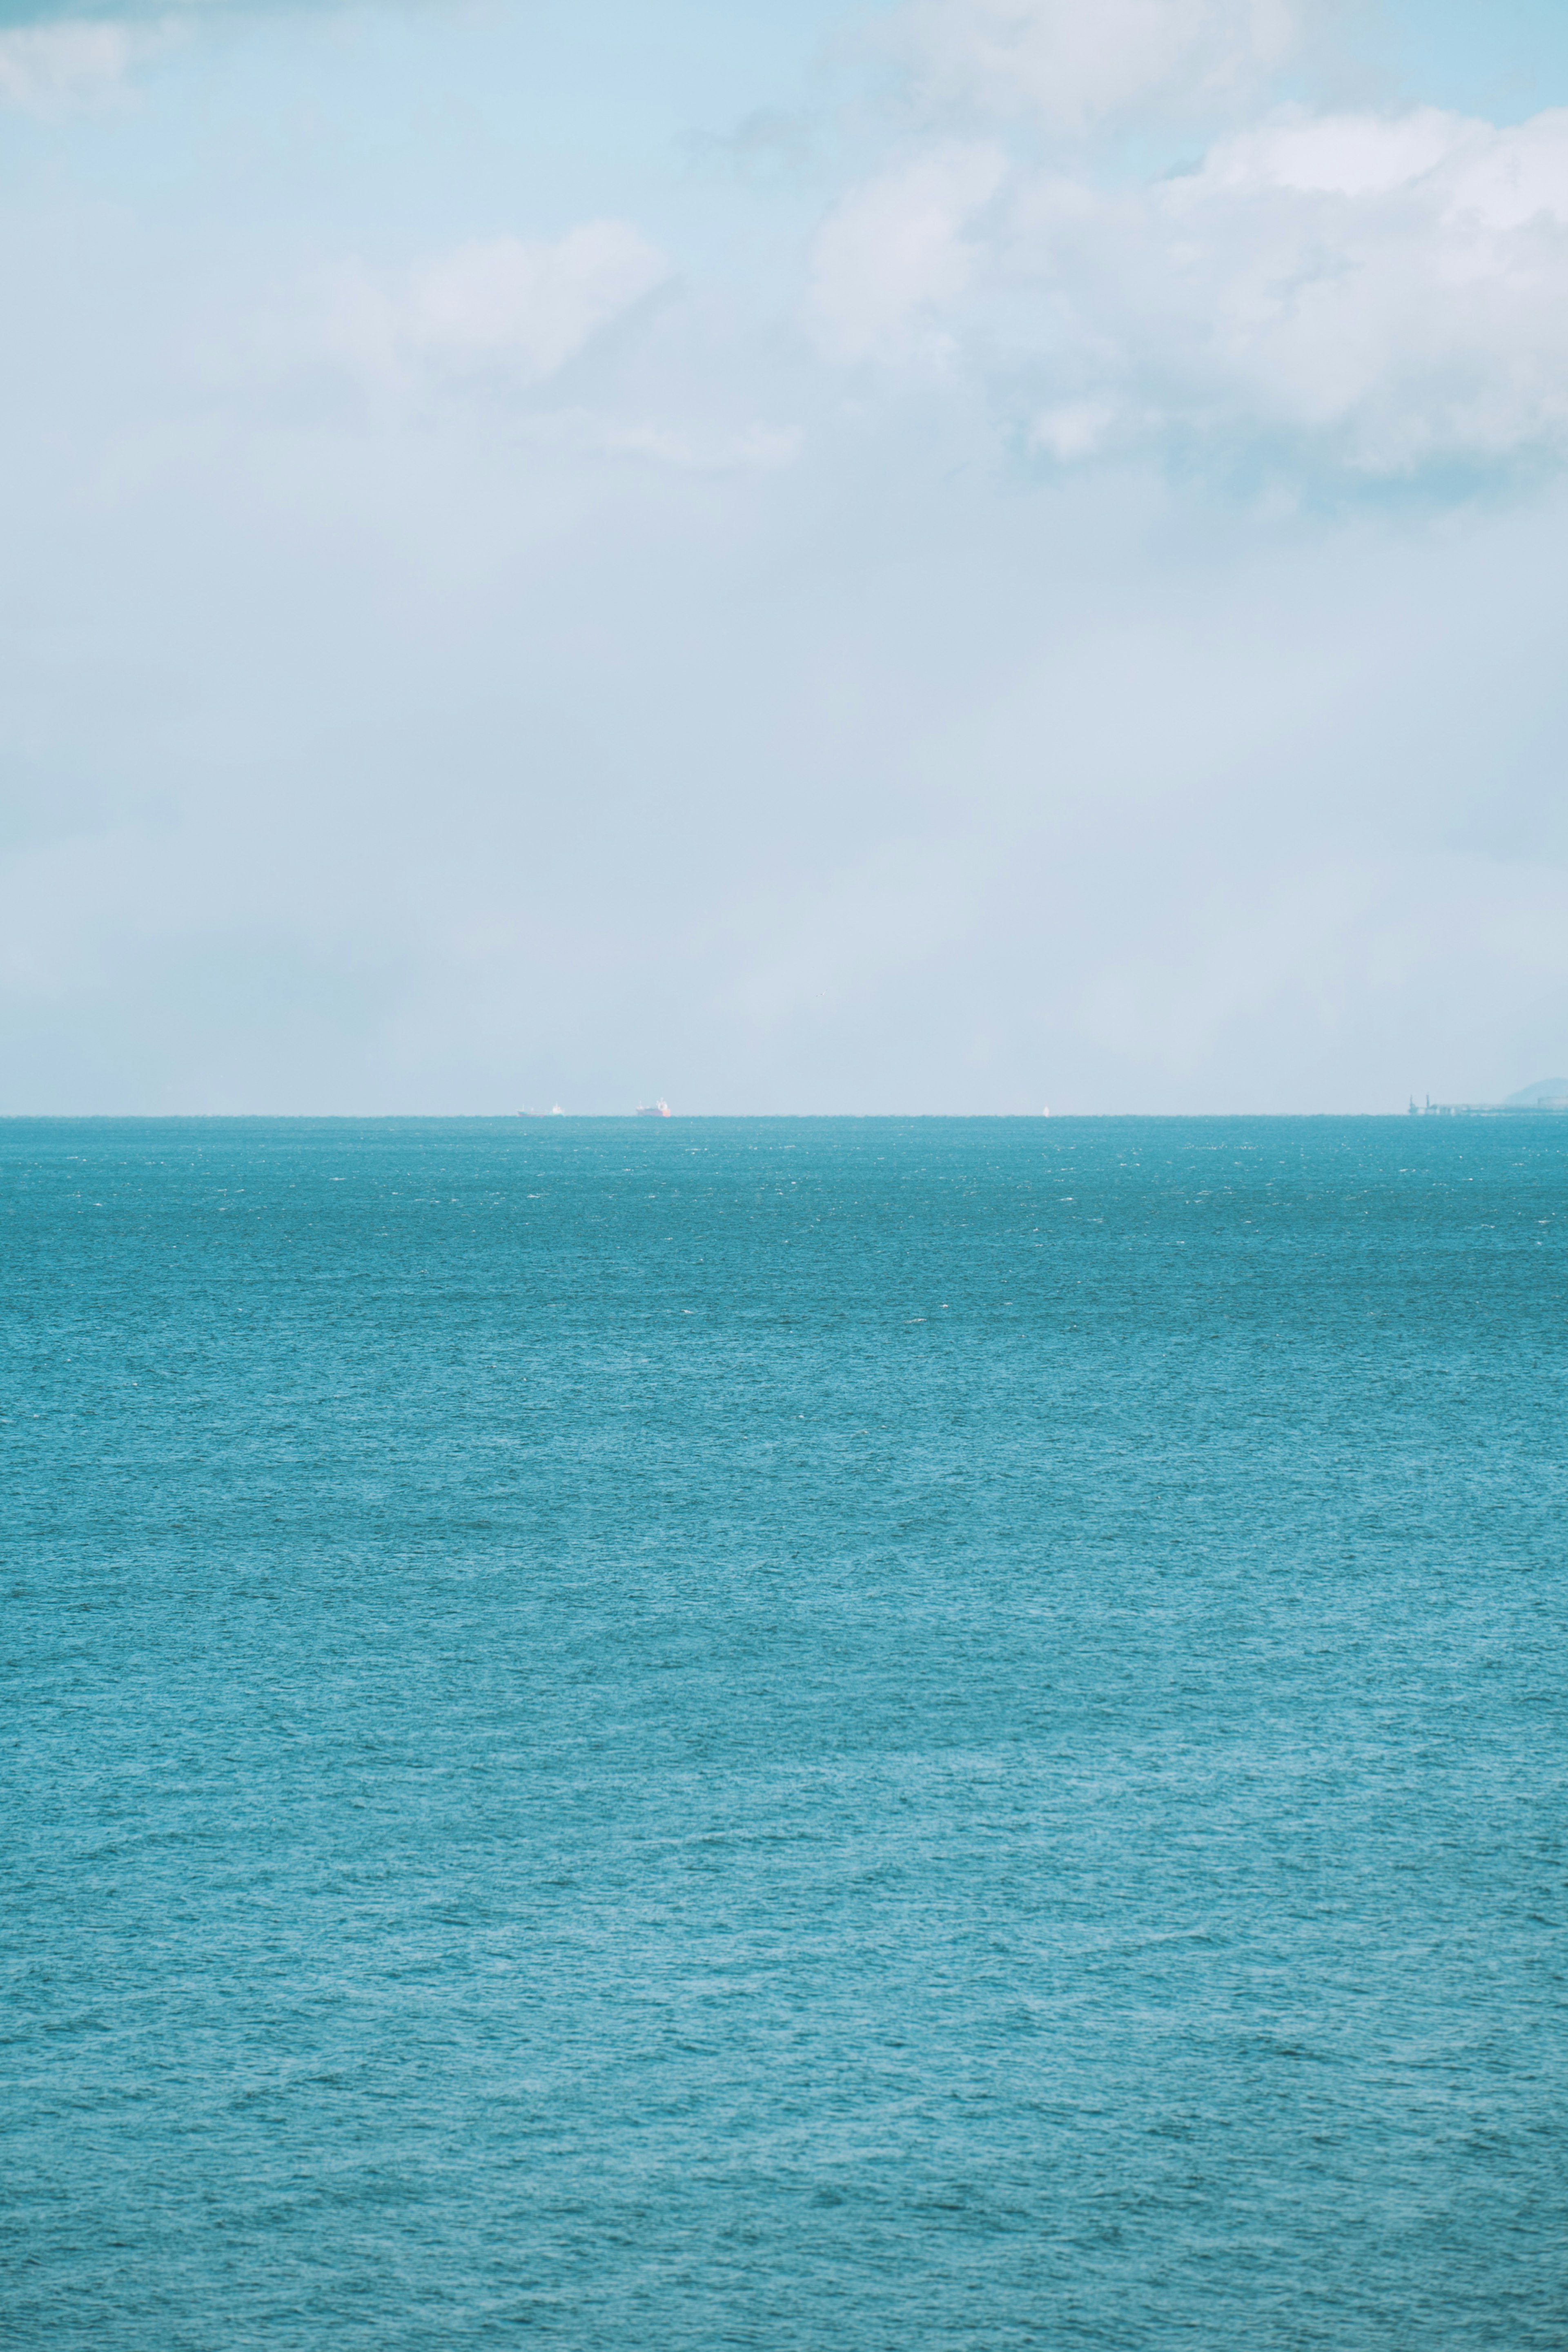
[5,1116,1565,2348]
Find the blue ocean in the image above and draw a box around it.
[4,1115,1564,2349]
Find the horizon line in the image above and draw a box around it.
[0,1108,1534,1124]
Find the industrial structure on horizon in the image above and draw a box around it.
[1411,1079,1568,1115]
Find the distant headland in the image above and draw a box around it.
[1411,1078,1568,1116]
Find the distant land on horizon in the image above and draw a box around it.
[7,1094,1568,1120]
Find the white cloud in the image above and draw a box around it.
[898,0,1302,134]
[1135,106,1568,471]
[326,223,672,397]
[1194,105,1462,197]
[404,226,670,380]
[807,143,1005,362]
[0,20,145,112]
[1030,400,1116,460]
[246,223,796,470]
[812,105,1568,477]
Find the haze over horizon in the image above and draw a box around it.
[3,0,1568,1116]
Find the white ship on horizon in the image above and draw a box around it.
[635,1100,671,1118]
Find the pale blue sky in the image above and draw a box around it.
[2,0,1567,1111]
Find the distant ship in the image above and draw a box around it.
[635,1101,671,1118]
[518,1106,567,1118]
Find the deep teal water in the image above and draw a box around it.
[4,1115,1565,2350]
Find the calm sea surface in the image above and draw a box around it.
[4,1116,1565,2349]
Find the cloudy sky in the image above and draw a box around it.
[2,0,1567,1113]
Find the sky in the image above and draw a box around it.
[2,0,1567,1114]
